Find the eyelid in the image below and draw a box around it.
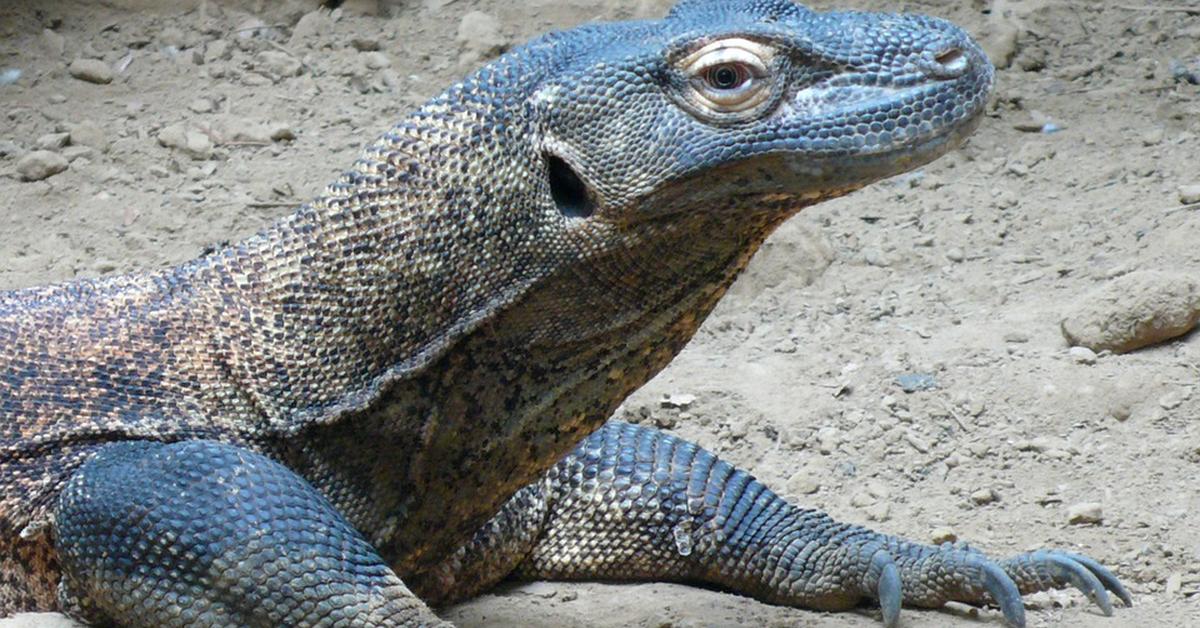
[679,38,774,78]
[687,48,768,79]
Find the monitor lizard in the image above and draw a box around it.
[0,1,1128,626]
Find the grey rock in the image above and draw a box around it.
[1179,184,1200,205]
[895,373,937,393]
[16,150,69,181]
[970,488,997,505]
[1068,346,1097,364]
[1061,271,1200,354]
[68,58,114,84]
[1067,502,1103,525]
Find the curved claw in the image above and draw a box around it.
[1058,551,1133,607]
[1038,551,1112,616]
[974,556,1027,628]
[872,552,902,627]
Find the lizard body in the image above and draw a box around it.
[0,1,1127,626]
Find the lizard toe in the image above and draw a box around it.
[971,555,1026,628]
[1056,550,1133,607]
[870,550,902,627]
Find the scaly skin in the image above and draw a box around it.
[0,1,1127,626]
[413,422,1130,627]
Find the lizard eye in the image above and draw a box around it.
[705,63,750,90]
[680,38,773,114]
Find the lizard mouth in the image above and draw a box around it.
[743,46,994,193]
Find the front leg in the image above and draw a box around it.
[54,440,448,627]
[427,422,1129,627]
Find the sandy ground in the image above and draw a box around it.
[1,0,1199,626]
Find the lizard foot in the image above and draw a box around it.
[862,542,1130,627]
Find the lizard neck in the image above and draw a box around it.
[268,196,802,572]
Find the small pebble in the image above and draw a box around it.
[0,140,22,158]
[865,502,891,522]
[945,247,965,263]
[815,426,841,454]
[971,488,998,505]
[930,526,958,545]
[1158,390,1185,411]
[256,51,302,78]
[1013,110,1056,133]
[1068,346,1097,364]
[290,11,331,44]
[785,471,820,495]
[862,247,889,267]
[157,123,213,160]
[16,150,69,181]
[235,18,272,39]
[188,97,218,114]
[1170,59,1200,85]
[0,68,20,85]
[895,373,937,393]
[159,26,191,49]
[351,38,381,52]
[361,51,392,70]
[1179,184,1200,205]
[204,40,230,64]
[1108,399,1133,422]
[905,430,931,454]
[660,393,696,409]
[1166,572,1183,597]
[457,11,509,62]
[850,491,876,508]
[36,133,69,150]
[61,146,94,162]
[68,58,114,84]
[1067,502,1104,525]
[68,121,107,152]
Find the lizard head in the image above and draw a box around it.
[432,0,995,347]
[527,0,995,224]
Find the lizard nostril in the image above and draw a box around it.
[934,47,968,75]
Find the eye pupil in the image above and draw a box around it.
[708,64,743,89]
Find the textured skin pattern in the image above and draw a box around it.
[413,423,1130,627]
[55,441,448,627]
[0,0,1122,626]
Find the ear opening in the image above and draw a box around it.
[545,153,596,219]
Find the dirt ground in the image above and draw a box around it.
[1,0,1198,626]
